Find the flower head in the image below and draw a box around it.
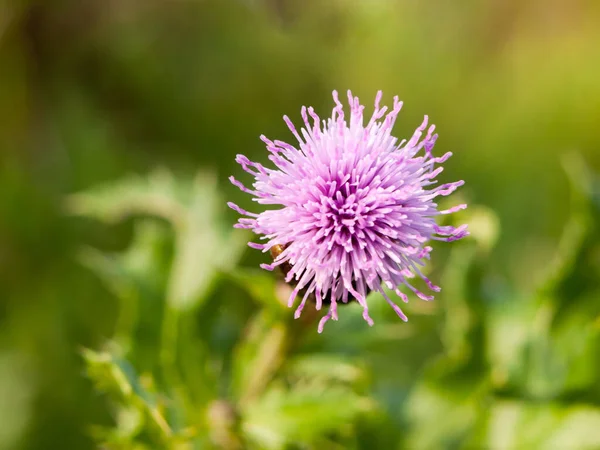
[228,91,468,332]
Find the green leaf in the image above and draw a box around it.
[242,382,374,450]
[286,354,367,387]
[231,312,289,406]
[78,219,171,344]
[165,171,247,311]
[537,153,595,296]
[549,300,600,395]
[82,347,173,444]
[486,296,538,392]
[224,268,288,314]
[404,374,488,450]
[67,169,247,311]
[65,168,186,225]
[480,401,600,450]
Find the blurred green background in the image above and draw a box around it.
[1,0,599,449]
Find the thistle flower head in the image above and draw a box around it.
[228,91,468,332]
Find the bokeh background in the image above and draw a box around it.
[1,0,600,449]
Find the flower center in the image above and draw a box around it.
[331,197,360,231]
[315,182,372,252]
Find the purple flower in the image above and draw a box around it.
[228,91,468,332]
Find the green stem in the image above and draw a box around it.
[159,304,185,429]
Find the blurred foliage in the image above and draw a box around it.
[1,0,599,449]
